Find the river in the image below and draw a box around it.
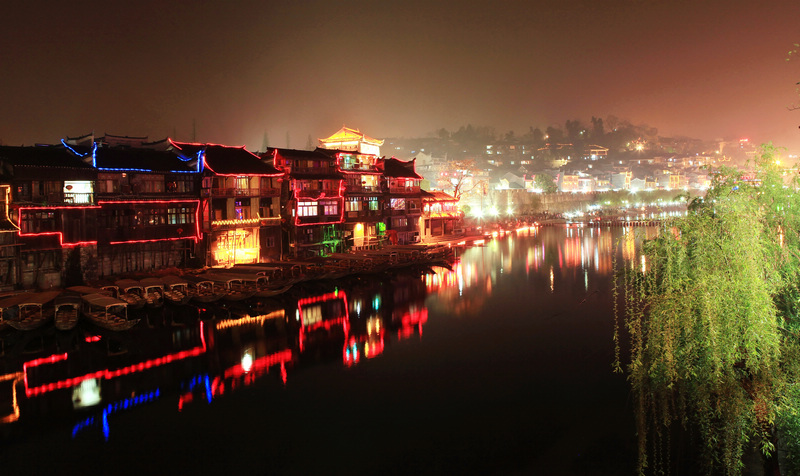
[0,225,655,475]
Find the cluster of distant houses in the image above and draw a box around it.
[0,127,464,291]
[413,142,718,196]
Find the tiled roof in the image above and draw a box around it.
[422,190,457,201]
[0,144,95,169]
[382,158,422,179]
[0,144,95,180]
[319,126,384,146]
[172,142,281,176]
[93,145,197,173]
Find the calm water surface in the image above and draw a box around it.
[0,226,655,475]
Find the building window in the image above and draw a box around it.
[323,202,338,215]
[21,211,57,233]
[234,200,250,220]
[168,207,194,224]
[146,208,166,225]
[390,198,406,210]
[298,201,318,217]
[368,197,379,211]
[141,176,165,193]
[345,198,361,212]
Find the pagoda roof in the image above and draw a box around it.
[319,126,384,146]
[382,157,422,179]
[172,141,281,176]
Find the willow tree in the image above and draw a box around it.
[615,144,800,475]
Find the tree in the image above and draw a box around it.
[438,159,483,200]
[534,173,557,194]
[565,119,583,142]
[615,145,800,475]
[545,125,564,143]
[591,116,605,141]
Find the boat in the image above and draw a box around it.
[54,292,82,331]
[139,278,165,308]
[80,293,139,331]
[202,273,257,301]
[160,275,191,305]
[255,282,294,298]
[184,276,227,303]
[0,290,61,331]
[114,279,147,309]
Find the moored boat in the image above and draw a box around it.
[184,276,227,303]
[139,278,165,308]
[114,279,147,309]
[160,275,191,305]
[80,293,138,331]
[1,290,61,331]
[202,273,257,302]
[54,292,82,331]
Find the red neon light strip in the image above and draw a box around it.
[17,207,102,247]
[222,349,293,380]
[97,200,201,205]
[109,236,198,245]
[297,291,350,352]
[24,322,207,397]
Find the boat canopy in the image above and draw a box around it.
[161,275,188,287]
[115,279,143,291]
[0,290,61,308]
[140,278,164,288]
[82,293,127,308]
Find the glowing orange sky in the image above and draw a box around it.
[2,0,799,153]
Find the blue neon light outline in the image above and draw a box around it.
[70,389,162,440]
[60,139,90,158]
[91,142,203,174]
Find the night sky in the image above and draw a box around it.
[2,0,799,153]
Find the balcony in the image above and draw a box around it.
[210,216,281,230]
[25,192,95,205]
[207,188,265,197]
[295,189,340,199]
[344,210,382,221]
[343,184,381,194]
[387,186,420,194]
[296,215,341,226]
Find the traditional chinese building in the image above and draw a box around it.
[381,158,423,245]
[88,134,203,280]
[265,148,344,258]
[421,190,462,241]
[172,141,283,266]
[0,143,98,288]
[318,126,383,156]
[316,148,383,250]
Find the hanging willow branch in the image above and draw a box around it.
[614,144,800,475]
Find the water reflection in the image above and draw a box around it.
[0,267,439,442]
[426,224,658,316]
[0,225,657,473]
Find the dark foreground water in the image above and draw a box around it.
[0,226,649,475]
